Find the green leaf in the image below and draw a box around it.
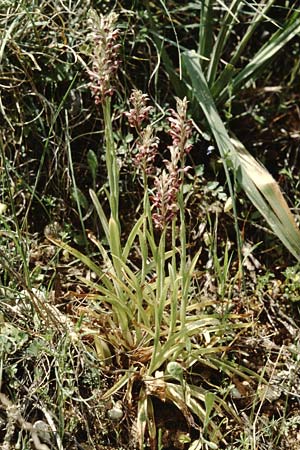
[46,235,113,289]
[89,189,109,242]
[87,149,98,182]
[204,392,215,429]
[211,63,235,100]
[122,215,144,261]
[198,0,214,71]
[71,187,88,210]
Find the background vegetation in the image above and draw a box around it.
[1,1,300,449]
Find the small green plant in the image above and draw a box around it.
[282,265,300,302]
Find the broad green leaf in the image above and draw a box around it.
[231,137,300,259]
[211,63,235,99]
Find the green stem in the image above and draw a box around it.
[143,170,154,240]
[148,229,166,374]
[179,160,188,330]
[102,97,119,227]
[168,218,178,337]
[141,171,150,283]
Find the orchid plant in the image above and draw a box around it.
[46,10,247,449]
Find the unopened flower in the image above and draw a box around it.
[87,11,121,104]
[125,89,153,130]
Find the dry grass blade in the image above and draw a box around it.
[231,137,300,259]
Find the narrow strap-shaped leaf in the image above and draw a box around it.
[89,189,110,243]
[232,11,300,94]
[198,0,214,72]
[229,0,276,67]
[207,0,242,86]
[231,138,300,257]
[211,63,235,100]
[122,214,144,261]
[46,235,114,290]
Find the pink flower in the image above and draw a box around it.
[134,125,159,174]
[150,97,194,229]
[87,12,121,104]
[124,90,153,130]
[168,97,193,157]
[151,169,181,230]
